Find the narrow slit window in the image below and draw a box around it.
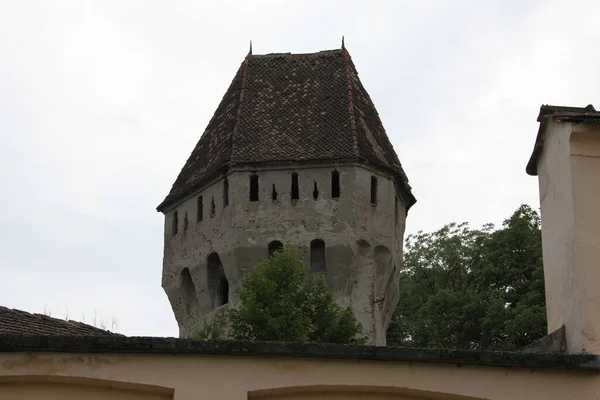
[172,210,178,235]
[250,174,259,201]
[272,184,278,202]
[291,173,299,200]
[331,170,340,198]
[223,178,229,207]
[370,176,378,205]
[210,196,216,216]
[310,239,326,274]
[197,196,203,222]
[313,181,319,200]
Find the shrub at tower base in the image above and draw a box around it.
[227,245,367,344]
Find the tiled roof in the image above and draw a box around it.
[157,48,415,212]
[0,306,122,336]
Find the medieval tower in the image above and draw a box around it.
[157,46,416,346]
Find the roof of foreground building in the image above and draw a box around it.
[0,306,122,337]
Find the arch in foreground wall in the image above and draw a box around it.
[249,385,484,400]
[0,376,173,400]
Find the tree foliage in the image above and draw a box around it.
[227,245,367,344]
[387,204,547,351]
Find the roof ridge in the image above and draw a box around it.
[248,49,343,58]
[343,48,359,156]
[229,57,250,164]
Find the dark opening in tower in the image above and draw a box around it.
[207,252,228,307]
[250,174,259,201]
[310,239,326,274]
[268,240,283,257]
[172,211,178,235]
[197,196,203,222]
[371,176,378,205]
[291,173,299,200]
[223,178,229,207]
[180,267,196,314]
[331,170,340,198]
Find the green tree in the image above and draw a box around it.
[227,245,367,344]
[387,204,546,351]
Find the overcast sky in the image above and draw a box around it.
[1,1,599,337]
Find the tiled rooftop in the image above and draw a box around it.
[0,306,122,336]
[157,48,415,211]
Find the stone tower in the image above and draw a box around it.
[157,47,416,345]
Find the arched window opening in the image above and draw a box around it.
[207,252,228,308]
[291,173,299,200]
[268,240,283,257]
[223,178,229,207]
[370,176,378,205]
[313,181,319,200]
[310,239,326,274]
[331,170,340,198]
[180,268,196,314]
[172,211,179,235]
[250,174,259,201]
[272,184,278,202]
[216,277,229,306]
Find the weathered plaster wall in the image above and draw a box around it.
[536,120,579,349]
[569,126,600,354]
[536,120,600,354]
[161,163,406,345]
[1,351,599,400]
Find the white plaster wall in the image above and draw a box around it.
[536,120,581,352]
[569,127,600,354]
[2,352,599,400]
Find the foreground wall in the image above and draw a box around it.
[1,347,599,400]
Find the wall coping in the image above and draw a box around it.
[1,335,599,372]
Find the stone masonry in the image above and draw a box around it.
[157,46,416,345]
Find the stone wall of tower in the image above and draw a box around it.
[161,163,408,345]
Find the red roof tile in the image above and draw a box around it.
[0,306,122,336]
[157,48,415,211]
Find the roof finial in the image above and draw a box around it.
[341,35,345,49]
[248,40,253,56]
